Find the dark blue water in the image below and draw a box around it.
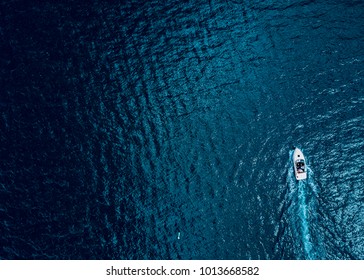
[1,0,363,259]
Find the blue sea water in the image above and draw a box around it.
[0,0,363,259]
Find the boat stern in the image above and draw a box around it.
[295,171,307,180]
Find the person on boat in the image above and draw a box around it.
[296,161,305,173]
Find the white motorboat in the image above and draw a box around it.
[293,147,307,180]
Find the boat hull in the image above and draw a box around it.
[293,148,307,180]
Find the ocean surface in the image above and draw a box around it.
[1,0,363,259]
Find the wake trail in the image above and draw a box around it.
[297,180,313,259]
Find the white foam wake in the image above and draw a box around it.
[297,180,314,259]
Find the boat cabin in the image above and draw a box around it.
[295,159,305,173]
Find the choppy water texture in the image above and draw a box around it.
[1,0,363,259]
